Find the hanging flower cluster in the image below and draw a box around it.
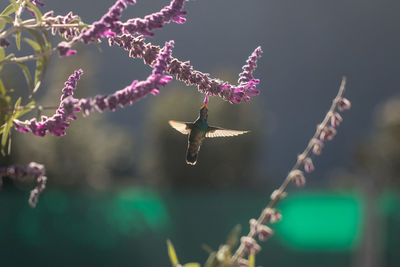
[14,40,174,135]
[3,0,262,213]
[13,69,83,136]
[11,0,262,137]
[78,40,175,116]
[110,35,262,104]
[57,0,189,56]
[0,162,47,207]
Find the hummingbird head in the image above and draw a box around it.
[199,103,208,120]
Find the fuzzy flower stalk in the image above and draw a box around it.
[13,41,174,136]
[110,35,262,104]
[57,0,189,56]
[78,40,174,116]
[13,69,83,136]
[230,77,351,265]
[0,162,47,207]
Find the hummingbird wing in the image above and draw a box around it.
[206,126,249,138]
[168,120,193,135]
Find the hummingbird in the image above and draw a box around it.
[168,103,249,165]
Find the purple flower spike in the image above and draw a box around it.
[110,35,262,104]
[238,46,263,84]
[152,40,174,75]
[57,41,77,57]
[123,0,189,36]
[79,0,136,44]
[70,40,174,116]
[61,69,83,100]
[0,162,47,207]
[14,69,83,137]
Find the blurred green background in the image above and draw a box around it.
[1,0,400,266]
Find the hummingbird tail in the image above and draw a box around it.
[186,152,198,165]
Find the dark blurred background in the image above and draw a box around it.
[1,0,399,266]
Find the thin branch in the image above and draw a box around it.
[0,18,85,40]
[14,0,26,27]
[0,47,56,65]
[0,105,59,113]
[231,76,348,263]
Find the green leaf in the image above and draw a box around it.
[0,47,4,72]
[14,97,21,109]
[248,253,255,267]
[0,47,4,61]
[183,263,201,267]
[1,119,12,155]
[25,0,42,21]
[0,79,6,96]
[33,54,46,89]
[0,15,13,31]
[226,225,241,249]
[4,53,15,60]
[24,33,49,92]
[40,29,52,50]
[0,4,16,16]
[26,29,46,49]
[167,240,179,266]
[0,97,26,155]
[16,62,33,89]
[23,37,41,52]
[204,252,218,267]
[0,124,5,135]
[15,31,21,50]
[0,15,13,23]
[202,244,214,254]
[14,99,35,118]
[10,0,19,9]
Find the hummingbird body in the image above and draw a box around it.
[169,104,249,165]
[186,108,208,164]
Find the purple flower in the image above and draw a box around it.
[330,112,343,127]
[110,35,262,104]
[319,126,337,141]
[261,208,282,224]
[123,0,189,36]
[338,97,351,111]
[312,138,324,155]
[44,11,81,39]
[303,157,315,173]
[289,169,306,187]
[71,41,174,116]
[77,0,136,45]
[238,46,263,84]
[0,162,47,207]
[57,41,77,57]
[14,69,83,136]
[30,0,45,7]
[249,219,274,241]
[0,38,10,48]
[240,236,261,254]
[270,190,287,201]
